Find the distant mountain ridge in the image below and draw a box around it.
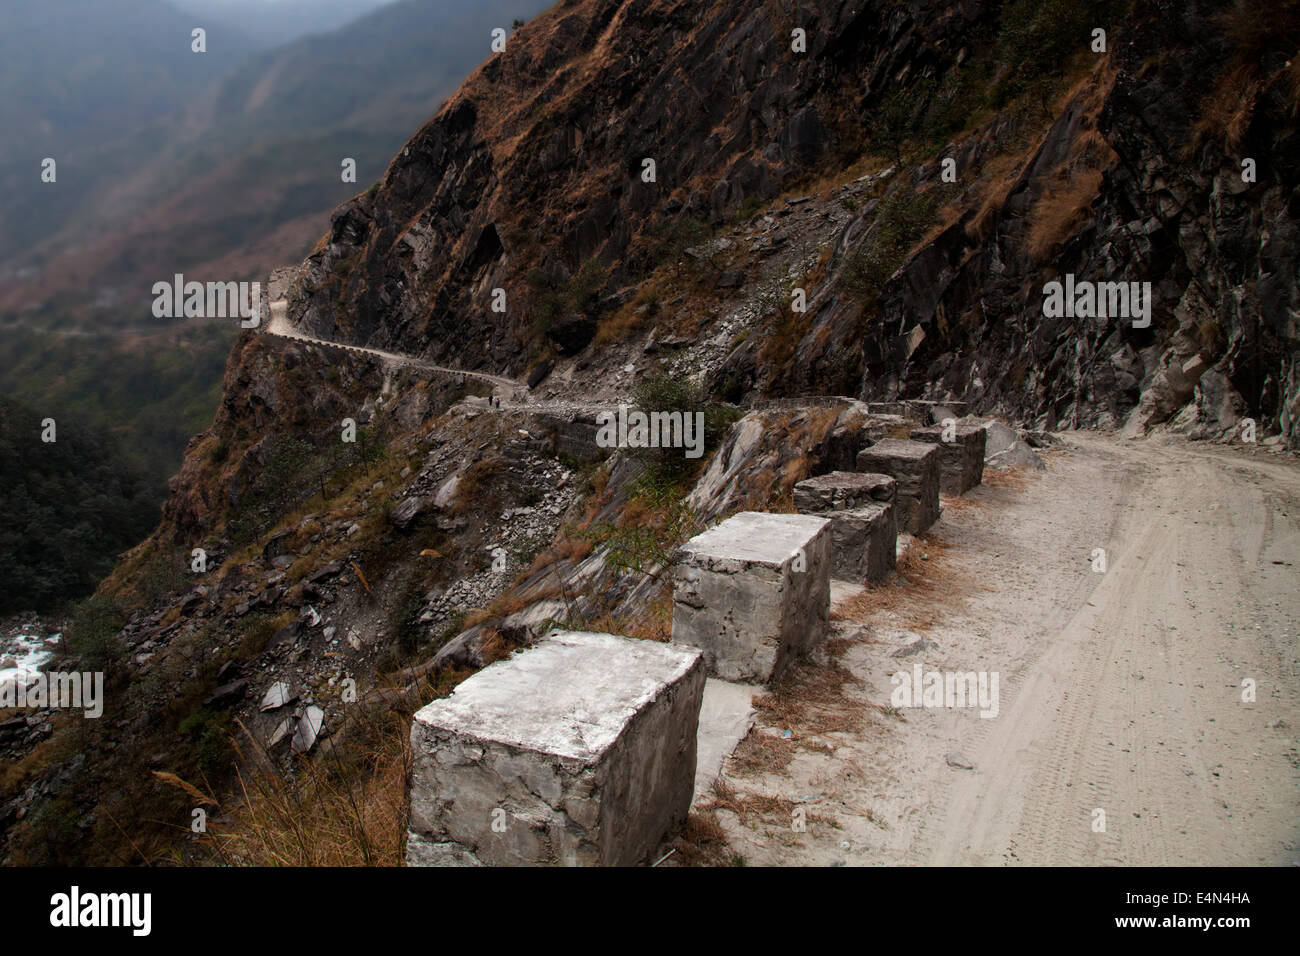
[167,0,395,49]
[0,0,257,261]
[0,0,550,323]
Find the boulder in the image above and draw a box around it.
[985,441,1045,471]
[527,359,555,388]
[793,471,896,511]
[793,472,898,582]
[547,313,596,355]
[390,496,427,530]
[981,420,1020,458]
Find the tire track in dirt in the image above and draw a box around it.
[929,438,1299,865]
[707,433,1299,866]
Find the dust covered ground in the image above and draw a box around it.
[694,432,1300,866]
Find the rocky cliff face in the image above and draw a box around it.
[283,0,1298,444]
[286,0,990,369]
[6,0,1297,864]
[719,0,1298,444]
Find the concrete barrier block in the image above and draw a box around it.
[911,424,987,494]
[407,630,705,866]
[793,470,896,511]
[672,511,831,684]
[794,472,897,582]
[817,414,910,471]
[855,438,941,533]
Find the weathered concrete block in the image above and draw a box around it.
[835,503,896,582]
[793,472,897,582]
[672,512,831,683]
[855,438,941,533]
[911,424,987,494]
[407,630,705,866]
[793,470,896,511]
[816,412,911,472]
[904,399,968,424]
[868,401,967,425]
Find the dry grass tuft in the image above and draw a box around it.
[752,642,866,739]
[585,587,674,642]
[833,532,964,633]
[198,706,414,867]
[1196,65,1261,154]
[729,728,799,776]
[462,584,564,630]
[666,811,737,867]
[1025,168,1106,264]
[938,493,981,514]
[981,467,1036,492]
[699,780,839,837]
[701,779,797,826]
[477,627,511,664]
[1192,0,1300,151]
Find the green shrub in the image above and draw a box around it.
[994,0,1125,109]
[734,196,765,222]
[647,215,711,275]
[178,707,233,780]
[526,257,610,336]
[63,594,127,673]
[630,373,740,484]
[570,258,609,314]
[841,187,943,310]
[582,481,703,578]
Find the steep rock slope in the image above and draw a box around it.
[291,0,1299,444]
[8,0,1298,865]
[773,0,1300,439]
[287,0,989,368]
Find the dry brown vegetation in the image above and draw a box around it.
[585,587,674,643]
[1025,166,1106,263]
[832,531,963,634]
[188,660,477,866]
[751,635,867,739]
[461,583,564,630]
[664,811,737,867]
[980,466,1037,493]
[1193,0,1300,152]
[959,66,1116,256]
[728,727,799,775]
[700,779,797,826]
[726,406,843,512]
[966,150,1029,244]
[699,779,839,836]
[451,452,505,516]
[1024,95,1117,264]
[176,712,412,867]
[0,719,80,795]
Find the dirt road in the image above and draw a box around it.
[264,306,523,393]
[707,432,1300,866]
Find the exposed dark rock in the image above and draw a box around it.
[527,360,555,388]
[205,680,248,709]
[548,313,597,355]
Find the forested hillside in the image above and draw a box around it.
[0,397,157,613]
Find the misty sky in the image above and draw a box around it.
[166,0,397,46]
